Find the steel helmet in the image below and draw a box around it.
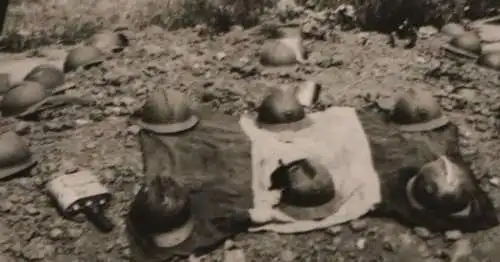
[0,132,37,179]
[407,156,472,216]
[441,23,466,37]
[24,64,65,90]
[135,88,199,134]
[390,89,449,132]
[270,158,336,220]
[257,86,305,125]
[478,52,500,70]
[63,46,104,73]
[0,81,49,117]
[449,32,482,55]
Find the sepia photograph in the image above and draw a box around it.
[0,0,500,261]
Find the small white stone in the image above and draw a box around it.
[356,238,367,250]
[489,177,500,187]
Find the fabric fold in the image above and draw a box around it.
[131,109,254,260]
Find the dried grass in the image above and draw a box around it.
[0,0,498,52]
[1,0,273,52]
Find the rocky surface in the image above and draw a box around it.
[0,13,500,261]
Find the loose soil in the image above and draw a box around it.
[1,24,500,262]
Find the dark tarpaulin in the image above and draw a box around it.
[357,109,498,232]
[128,109,254,261]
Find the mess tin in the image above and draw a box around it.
[46,170,114,233]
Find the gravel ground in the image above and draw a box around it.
[1,17,500,261]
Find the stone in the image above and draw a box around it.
[349,219,367,232]
[445,230,463,241]
[326,225,343,235]
[48,228,64,240]
[356,238,367,250]
[413,227,433,239]
[14,121,30,135]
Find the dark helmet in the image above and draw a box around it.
[63,46,104,73]
[478,52,500,70]
[24,64,65,90]
[128,175,191,238]
[449,32,482,55]
[408,156,471,216]
[390,89,449,132]
[0,81,49,117]
[270,158,336,220]
[135,88,199,134]
[257,86,305,125]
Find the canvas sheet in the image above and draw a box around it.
[240,107,382,233]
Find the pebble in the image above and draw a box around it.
[215,52,227,61]
[8,194,20,203]
[15,121,30,135]
[280,249,296,262]
[67,228,83,239]
[24,204,40,216]
[349,219,367,232]
[61,160,79,174]
[224,240,236,250]
[43,122,64,132]
[418,26,438,38]
[356,238,367,250]
[489,177,500,186]
[445,230,463,241]
[413,227,433,239]
[141,44,164,56]
[105,242,116,252]
[326,225,343,235]
[48,228,64,240]
[102,169,116,183]
[0,200,13,212]
[75,119,91,126]
[416,56,427,64]
[85,141,97,149]
[127,125,141,135]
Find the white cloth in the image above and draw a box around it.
[239,107,381,233]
